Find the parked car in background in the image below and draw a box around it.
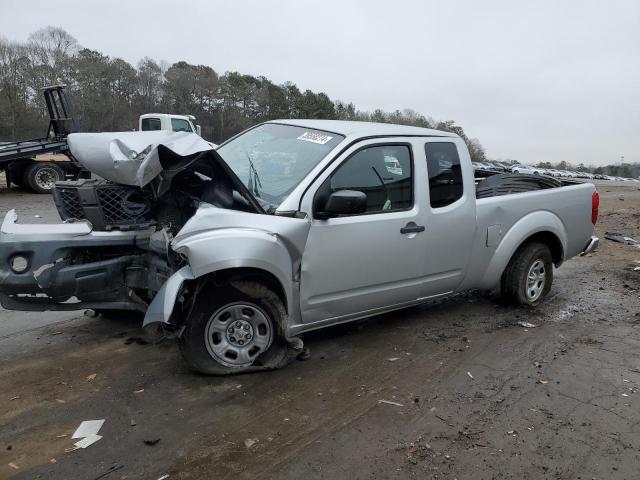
[511,164,540,175]
[484,161,509,172]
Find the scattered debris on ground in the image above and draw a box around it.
[605,232,639,245]
[67,419,105,451]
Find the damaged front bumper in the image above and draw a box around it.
[0,209,163,312]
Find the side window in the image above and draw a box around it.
[425,142,463,208]
[329,145,412,214]
[141,118,161,131]
[171,118,193,132]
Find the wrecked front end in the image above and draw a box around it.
[0,210,168,312]
[0,131,262,319]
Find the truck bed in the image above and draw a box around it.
[475,172,579,199]
[0,138,70,165]
[461,180,597,290]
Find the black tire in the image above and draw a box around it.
[6,161,30,188]
[500,241,553,306]
[178,280,288,375]
[25,162,64,193]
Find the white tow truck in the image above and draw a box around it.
[139,113,202,136]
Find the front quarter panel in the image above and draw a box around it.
[170,204,312,326]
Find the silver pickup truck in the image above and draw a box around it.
[0,120,599,374]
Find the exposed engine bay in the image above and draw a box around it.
[0,132,264,314]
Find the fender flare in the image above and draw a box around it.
[143,228,296,327]
[478,210,567,289]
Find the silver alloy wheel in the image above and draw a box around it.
[526,259,546,301]
[204,302,273,367]
[34,166,60,190]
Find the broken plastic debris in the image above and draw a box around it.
[157,476,170,480]
[467,371,474,379]
[134,389,145,394]
[72,434,102,449]
[244,438,258,448]
[378,399,404,407]
[605,232,639,245]
[8,462,19,469]
[517,321,537,328]
[536,379,549,384]
[387,357,400,362]
[86,373,97,381]
[72,420,105,439]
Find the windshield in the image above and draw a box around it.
[217,123,344,211]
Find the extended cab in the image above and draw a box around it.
[0,120,599,374]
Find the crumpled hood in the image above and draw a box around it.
[67,131,214,187]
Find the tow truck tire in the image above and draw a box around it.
[178,280,287,375]
[500,241,553,306]
[25,162,64,194]
[7,161,29,188]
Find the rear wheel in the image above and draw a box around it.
[5,160,30,188]
[500,242,553,306]
[178,280,288,375]
[25,162,64,193]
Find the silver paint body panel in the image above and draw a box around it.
[0,120,597,337]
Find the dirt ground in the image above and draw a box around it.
[0,181,639,480]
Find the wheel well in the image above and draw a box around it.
[206,267,287,312]
[519,231,564,265]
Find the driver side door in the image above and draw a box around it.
[298,140,428,326]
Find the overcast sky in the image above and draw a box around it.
[1,0,639,165]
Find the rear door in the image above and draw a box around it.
[419,139,476,297]
[299,140,429,325]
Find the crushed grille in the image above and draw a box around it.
[58,188,83,219]
[96,186,148,225]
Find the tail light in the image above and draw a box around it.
[591,191,599,225]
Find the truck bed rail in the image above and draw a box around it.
[0,138,69,164]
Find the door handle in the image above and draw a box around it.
[400,222,425,234]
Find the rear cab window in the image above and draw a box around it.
[141,118,161,131]
[425,142,463,208]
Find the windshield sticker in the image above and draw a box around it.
[297,131,333,145]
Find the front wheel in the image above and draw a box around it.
[500,242,553,306]
[178,280,289,375]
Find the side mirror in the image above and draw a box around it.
[196,125,202,136]
[318,190,367,218]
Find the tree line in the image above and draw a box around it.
[0,26,487,161]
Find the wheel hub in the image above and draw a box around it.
[526,259,546,301]
[35,167,58,190]
[226,319,254,346]
[204,302,273,367]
